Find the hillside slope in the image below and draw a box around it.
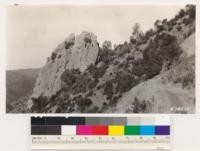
[114,30,195,113]
[25,5,195,113]
[180,33,195,56]
[115,76,195,113]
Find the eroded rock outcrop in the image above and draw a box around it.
[30,31,99,100]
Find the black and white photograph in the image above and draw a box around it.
[6,4,195,113]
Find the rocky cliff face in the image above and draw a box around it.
[30,32,99,100]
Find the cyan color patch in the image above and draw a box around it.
[140,126,155,135]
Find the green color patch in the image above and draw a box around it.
[125,126,140,135]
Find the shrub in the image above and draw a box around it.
[56,99,71,113]
[130,23,144,44]
[145,61,162,79]
[97,84,103,90]
[84,37,92,44]
[88,63,108,80]
[159,34,182,61]
[142,33,182,79]
[143,29,154,43]
[87,64,96,75]
[51,52,57,62]
[88,79,98,89]
[113,60,120,65]
[115,42,131,57]
[72,95,93,112]
[172,20,177,26]
[144,33,182,63]
[157,25,165,33]
[72,76,91,94]
[103,80,114,100]
[173,55,195,88]
[102,40,112,50]
[108,95,121,106]
[31,96,48,113]
[78,98,92,106]
[61,69,81,86]
[162,19,168,24]
[58,54,62,58]
[65,41,74,49]
[186,5,195,19]
[115,72,138,93]
[103,102,107,106]
[126,97,152,113]
[168,26,173,31]
[132,58,162,79]
[176,25,182,31]
[132,63,146,77]
[98,47,115,64]
[126,55,135,61]
[61,69,94,94]
[174,14,180,20]
[118,62,124,68]
[178,9,186,18]
[182,18,192,25]
[86,89,93,97]
[169,18,177,26]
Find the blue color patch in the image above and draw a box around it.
[140,126,155,135]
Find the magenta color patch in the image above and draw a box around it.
[76,125,93,135]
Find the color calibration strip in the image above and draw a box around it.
[31,116,170,150]
[32,125,169,136]
[31,116,170,136]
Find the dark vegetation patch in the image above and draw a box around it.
[61,69,98,94]
[84,36,92,44]
[186,4,195,19]
[126,97,153,113]
[176,25,182,31]
[31,96,48,113]
[98,48,115,64]
[115,72,138,93]
[172,55,195,88]
[73,95,93,113]
[103,80,114,100]
[87,64,108,80]
[182,18,192,25]
[65,41,74,49]
[142,33,182,78]
[115,42,131,57]
[51,52,57,62]
[58,54,62,58]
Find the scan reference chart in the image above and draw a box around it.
[31,116,170,150]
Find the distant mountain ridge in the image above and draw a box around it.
[6,68,39,113]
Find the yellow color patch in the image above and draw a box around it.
[108,125,124,135]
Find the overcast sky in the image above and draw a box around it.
[6,5,185,70]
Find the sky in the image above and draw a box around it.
[6,5,185,70]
